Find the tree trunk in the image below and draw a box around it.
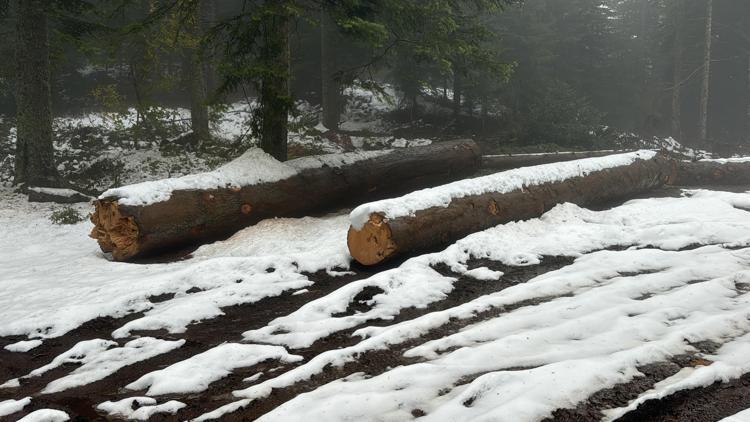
[320,9,341,130]
[90,140,481,261]
[200,0,217,94]
[671,160,750,186]
[348,153,671,266]
[746,53,750,142]
[13,0,58,187]
[452,70,462,117]
[186,0,210,144]
[259,7,290,161]
[699,0,713,142]
[671,1,684,140]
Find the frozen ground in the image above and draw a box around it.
[2,178,750,420]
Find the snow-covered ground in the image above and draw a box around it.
[3,179,750,420]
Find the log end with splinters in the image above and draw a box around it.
[90,200,141,260]
[347,214,397,266]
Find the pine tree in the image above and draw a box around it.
[14,0,60,187]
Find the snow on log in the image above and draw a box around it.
[671,157,750,186]
[90,140,481,261]
[481,150,633,171]
[348,150,671,266]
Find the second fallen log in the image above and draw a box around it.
[347,150,671,266]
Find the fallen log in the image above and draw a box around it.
[91,140,481,261]
[347,150,671,266]
[481,150,633,171]
[670,159,750,186]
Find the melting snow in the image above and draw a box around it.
[0,397,31,417]
[96,397,185,420]
[126,343,302,395]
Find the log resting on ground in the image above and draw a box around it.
[90,140,481,261]
[348,152,672,266]
[481,150,633,172]
[670,160,750,186]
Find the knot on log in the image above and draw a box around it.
[241,203,253,215]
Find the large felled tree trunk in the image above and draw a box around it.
[348,152,671,266]
[14,0,59,187]
[90,140,481,261]
[259,4,290,161]
[320,9,341,130]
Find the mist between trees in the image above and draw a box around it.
[0,0,748,188]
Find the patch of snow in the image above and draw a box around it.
[244,372,263,383]
[313,123,329,133]
[126,343,302,395]
[0,397,31,417]
[4,339,43,352]
[701,156,750,164]
[96,397,185,420]
[721,408,750,422]
[17,409,70,422]
[349,150,657,229]
[288,150,390,171]
[463,267,504,281]
[27,187,86,198]
[0,338,184,393]
[40,337,184,394]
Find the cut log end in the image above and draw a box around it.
[347,214,397,266]
[89,200,140,261]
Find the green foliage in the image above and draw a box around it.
[523,80,603,147]
[50,207,85,225]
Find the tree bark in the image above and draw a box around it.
[185,0,210,144]
[90,140,481,261]
[200,0,217,94]
[14,0,58,187]
[452,68,462,117]
[670,160,750,186]
[348,154,672,266]
[320,9,341,130]
[699,0,713,142]
[259,5,290,161]
[671,1,684,140]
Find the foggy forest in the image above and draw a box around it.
[2,1,750,421]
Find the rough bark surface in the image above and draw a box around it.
[348,154,672,266]
[320,10,341,130]
[670,160,750,186]
[186,0,210,144]
[481,151,633,172]
[260,7,290,162]
[14,0,58,187]
[91,140,481,261]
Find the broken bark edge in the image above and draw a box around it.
[89,200,140,260]
[347,213,397,266]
